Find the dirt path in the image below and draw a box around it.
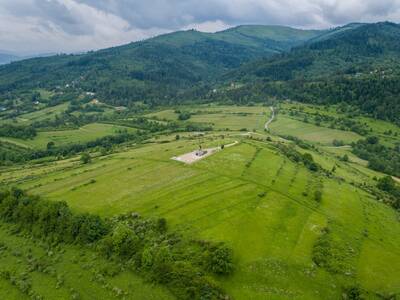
[265,106,275,131]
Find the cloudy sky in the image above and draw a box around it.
[1,0,400,55]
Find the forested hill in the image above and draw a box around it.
[0,25,322,107]
[218,22,400,124]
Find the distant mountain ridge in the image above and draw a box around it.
[1,22,400,123]
[216,22,400,124]
[0,25,324,105]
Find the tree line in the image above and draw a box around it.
[0,188,234,299]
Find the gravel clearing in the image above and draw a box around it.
[171,141,238,164]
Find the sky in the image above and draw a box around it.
[0,0,400,55]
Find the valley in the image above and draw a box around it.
[1,102,400,299]
[0,21,399,300]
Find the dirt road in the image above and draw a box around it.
[265,107,275,131]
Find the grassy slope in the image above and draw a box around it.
[280,102,400,147]
[16,102,69,123]
[0,223,173,300]
[2,132,399,299]
[0,123,136,149]
[269,115,362,145]
[147,105,270,131]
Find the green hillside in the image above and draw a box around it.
[2,127,399,299]
[0,21,400,300]
[216,22,400,124]
[0,25,322,113]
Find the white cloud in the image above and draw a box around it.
[0,0,399,54]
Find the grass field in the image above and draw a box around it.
[269,115,362,145]
[0,123,136,149]
[2,132,399,299]
[1,102,399,299]
[146,105,270,131]
[16,103,70,123]
[280,101,400,147]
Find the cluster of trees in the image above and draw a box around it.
[0,131,147,165]
[0,188,108,244]
[352,137,400,177]
[0,124,36,139]
[0,188,234,299]
[32,112,108,130]
[277,135,312,150]
[35,131,146,159]
[177,111,192,121]
[277,144,320,172]
[0,141,30,164]
[377,176,400,209]
[99,213,233,299]
[284,108,369,135]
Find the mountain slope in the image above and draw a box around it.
[233,22,400,80]
[0,25,322,107]
[218,22,400,124]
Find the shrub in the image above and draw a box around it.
[207,244,234,275]
[80,153,91,164]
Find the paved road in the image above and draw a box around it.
[265,106,275,131]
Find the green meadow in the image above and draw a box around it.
[147,105,271,131]
[279,101,400,146]
[2,131,400,299]
[0,123,136,149]
[269,115,362,145]
[16,103,70,123]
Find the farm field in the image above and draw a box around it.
[3,132,400,299]
[16,103,70,123]
[279,101,400,147]
[269,115,362,145]
[0,123,136,149]
[147,105,270,131]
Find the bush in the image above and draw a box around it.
[80,153,91,164]
[178,112,191,121]
[207,244,234,275]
